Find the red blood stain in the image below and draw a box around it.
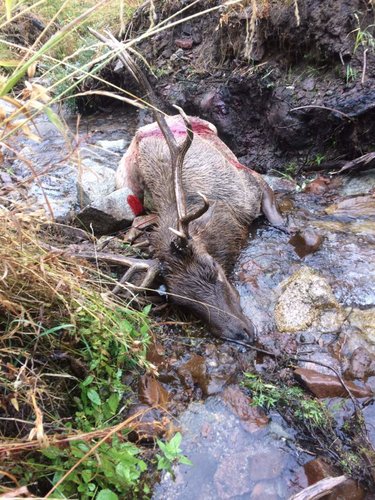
[138,119,214,140]
[127,194,144,216]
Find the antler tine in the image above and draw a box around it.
[89,28,178,160]
[172,105,194,234]
[181,192,210,233]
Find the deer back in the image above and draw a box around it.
[117,115,263,268]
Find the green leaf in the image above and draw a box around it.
[179,455,193,466]
[41,446,63,460]
[87,388,101,406]
[115,462,130,482]
[97,491,119,500]
[44,106,67,134]
[81,469,92,483]
[107,393,120,414]
[167,432,182,454]
[143,304,152,315]
[40,323,75,337]
[157,456,170,471]
[82,375,94,386]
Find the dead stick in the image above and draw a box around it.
[288,475,347,500]
[290,105,352,121]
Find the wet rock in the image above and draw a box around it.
[330,479,365,500]
[175,38,193,49]
[348,308,375,345]
[325,195,375,219]
[76,162,116,206]
[289,229,323,258]
[221,385,269,432]
[304,176,331,195]
[347,347,375,380]
[299,352,342,377]
[76,187,135,234]
[97,138,127,152]
[304,457,365,500]
[275,267,339,333]
[294,367,373,398]
[301,77,316,92]
[304,456,335,484]
[27,164,78,221]
[341,170,375,196]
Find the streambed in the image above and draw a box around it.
[5,107,375,498]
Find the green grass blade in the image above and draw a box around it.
[0,0,107,96]
[5,0,14,21]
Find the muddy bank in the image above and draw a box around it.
[80,0,375,175]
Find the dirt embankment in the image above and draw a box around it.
[81,0,375,174]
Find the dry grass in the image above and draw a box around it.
[0,203,150,433]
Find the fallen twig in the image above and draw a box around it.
[288,475,347,500]
[0,409,156,459]
[290,105,352,121]
[332,151,375,175]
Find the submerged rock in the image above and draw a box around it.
[274,267,340,333]
[153,397,305,500]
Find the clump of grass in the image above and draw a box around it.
[243,372,375,489]
[243,372,327,427]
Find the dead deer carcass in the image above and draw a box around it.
[93,33,284,344]
[116,83,285,345]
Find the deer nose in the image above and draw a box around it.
[234,321,255,343]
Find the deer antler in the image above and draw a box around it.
[89,29,209,240]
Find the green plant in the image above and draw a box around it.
[345,64,357,83]
[351,14,375,53]
[156,433,192,476]
[38,437,148,499]
[314,153,325,167]
[73,304,151,431]
[243,373,326,427]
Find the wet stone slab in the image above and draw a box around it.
[153,394,309,499]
